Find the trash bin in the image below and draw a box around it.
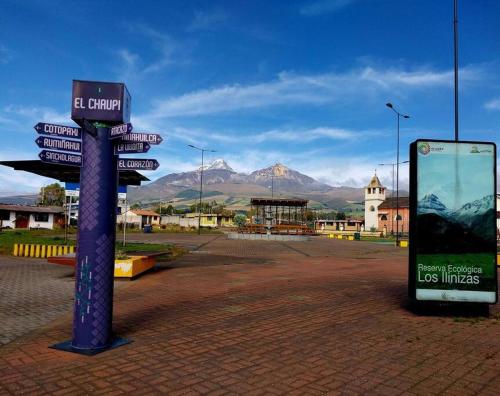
[143,224,152,233]
[354,232,360,240]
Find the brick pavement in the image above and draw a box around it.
[1,236,500,395]
[0,257,128,347]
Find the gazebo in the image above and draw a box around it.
[242,198,314,235]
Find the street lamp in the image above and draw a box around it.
[188,144,216,235]
[378,160,409,236]
[385,102,410,244]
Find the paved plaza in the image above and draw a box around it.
[1,235,500,395]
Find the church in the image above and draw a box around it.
[364,174,409,235]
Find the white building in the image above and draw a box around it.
[364,174,386,231]
[0,204,64,229]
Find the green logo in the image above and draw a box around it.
[418,142,430,155]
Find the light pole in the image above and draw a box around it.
[188,144,216,235]
[385,102,410,244]
[378,161,409,236]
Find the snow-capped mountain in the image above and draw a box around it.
[452,195,495,226]
[417,194,448,215]
[201,159,234,172]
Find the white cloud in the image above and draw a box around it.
[300,0,356,16]
[0,45,13,64]
[3,105,70,125]
[187,9,228,31]
[139,65,482,120]
[484,98,500,111]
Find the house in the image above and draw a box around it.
[0,204,64,229]
[315,219,363,234]
[131,209,161,228]
[161,213,235,229]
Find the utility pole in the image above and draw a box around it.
[188,145,216,235]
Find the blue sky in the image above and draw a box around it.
[1,0,500,196]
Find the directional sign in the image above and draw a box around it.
[35,136,81,153]
[119,132,163,145]
[34,123,82,139]
[39,150,82,167]
[109,122,133,139]
[117,158,159,171]
[114,141,150,154]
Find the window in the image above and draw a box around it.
[0,210,9,221]
[34,213,49,222]
[369,206,375,212]
[207,216,213,221]
[380,215,387,220]
[395,214,402,221]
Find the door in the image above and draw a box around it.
[15,213,29,228]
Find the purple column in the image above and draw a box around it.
[72,126,118,350]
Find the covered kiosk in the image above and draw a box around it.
[242,197,314,236]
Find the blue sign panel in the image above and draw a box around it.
[114,141,150,154]
[118,158,159,170]
[71,80,131,125]
[36,136,81,153]
[109,123,133,139]
[34,122,82,139]
[119,132,163,145]
[39,150,82,167]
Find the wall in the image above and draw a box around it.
[28,213,55,229]
[378,207,410,234]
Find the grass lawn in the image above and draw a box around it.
[0,229,187,261]
[0,229,76,255]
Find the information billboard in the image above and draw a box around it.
[409,140,497,303]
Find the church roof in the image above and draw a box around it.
[379,197,409,209]
[367,174,383,188]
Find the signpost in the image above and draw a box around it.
[409,140,497,304]
[120,132,163,145]
[35,136,81,153]
[118,158,159,171]
[39,150,82,167]
[46,79,163,356]
[34,122,82,139]
[71,80,131,125]
[109,122,133,139]
[114,141,150,154]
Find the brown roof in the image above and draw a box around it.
[366,174,383,188]
[131,209,159,216]
[378,197,409,209]
[0,204,64,213]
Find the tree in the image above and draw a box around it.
[39,183,65,206]
[130,203,141,210]
[234,214,247,228]
[336,212,346,220]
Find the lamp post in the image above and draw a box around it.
[188,144,216,235]
[385,102,410,244]
[378,161,409,236]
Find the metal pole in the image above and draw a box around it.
[198,150,204,235]
[392,164,395,234]
[396,114,400,244]
[454,0,459,141]
[64,195,70,244]
[123,199,127,247]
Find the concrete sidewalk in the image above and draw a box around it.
[1,236,499,395]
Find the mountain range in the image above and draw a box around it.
[127,159,370,212]
[417,193,496,253]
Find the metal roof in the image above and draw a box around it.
[0,160,149,186]
[250,198,308,207]
[0,204,64,213]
